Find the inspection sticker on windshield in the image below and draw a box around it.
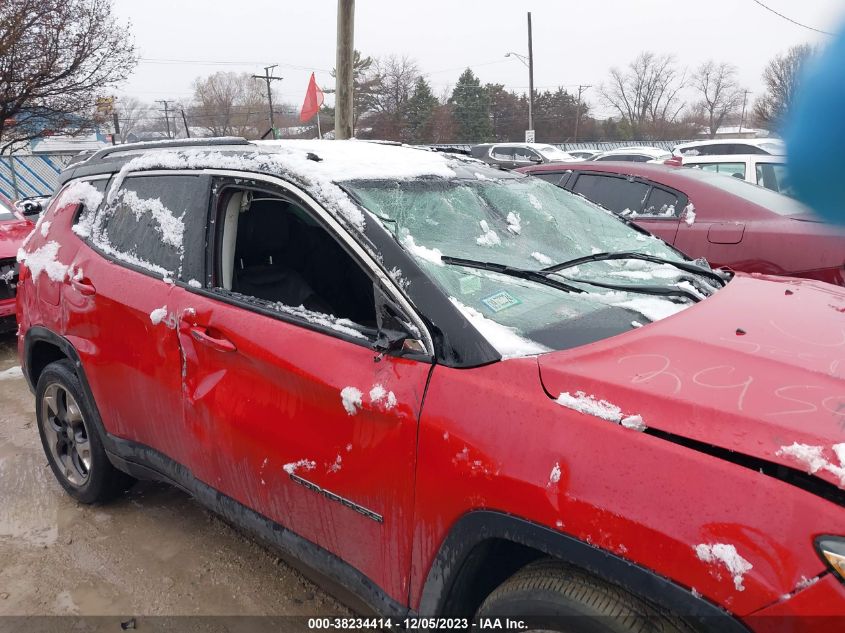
[482,290,521,313]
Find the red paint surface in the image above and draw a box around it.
[15,177,845,625]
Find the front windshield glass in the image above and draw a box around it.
[348,175,719,355]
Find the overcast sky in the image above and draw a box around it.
[112,0,845,119]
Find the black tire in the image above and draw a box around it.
[35,359,134,503]
[476,560,695,633]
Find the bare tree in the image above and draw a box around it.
[0,0,136,152]
[693,61,744,137]
[190,72,268,139]
[371,56,420,115]
[115,97,151,143]
[600,52,687,138]
[754,44,814,130]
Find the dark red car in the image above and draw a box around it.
[519,162,845,286]
[0,192,35,329]
[15,139,845,631]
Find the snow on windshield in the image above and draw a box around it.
[349,176,703,357]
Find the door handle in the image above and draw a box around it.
[70,278,96,296]
[189,326,236,352]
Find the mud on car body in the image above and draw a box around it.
[15,138,845,631]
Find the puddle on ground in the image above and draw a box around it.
[0,446,60,546]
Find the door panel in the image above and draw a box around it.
[177,293,432,603]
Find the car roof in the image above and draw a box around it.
[673,138,785,150]
[681,154,786,163]
[59,138,507,188]
[593,147,671,158]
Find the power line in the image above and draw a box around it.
[750,0,834,35]
[139,57,333,72]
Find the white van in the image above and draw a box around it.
[682,154,793,197]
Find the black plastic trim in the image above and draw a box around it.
[419,511,750,633]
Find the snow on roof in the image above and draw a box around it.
[31,134,107,154]
[255,140,458,181]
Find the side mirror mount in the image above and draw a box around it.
[372,284,421,359]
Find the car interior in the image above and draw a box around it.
[216,188,377,328]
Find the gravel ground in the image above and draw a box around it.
[0,333,349,627]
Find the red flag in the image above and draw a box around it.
[299,73,324,123]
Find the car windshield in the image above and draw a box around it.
[680,168,808,215]
[758,141,786,155]
[348,175,720,354]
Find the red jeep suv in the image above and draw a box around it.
[16,139,845,631]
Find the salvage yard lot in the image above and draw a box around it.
[0,333,345,619]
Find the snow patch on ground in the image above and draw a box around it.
[340,386,363,415]
[0,366,23,381]
[694,543,753,591]
[283,459,316,475]
[476,220,501,246]
[449,297,550,360]
[776,442,845,486]
[555,391,647,431]
[17,242,68,282]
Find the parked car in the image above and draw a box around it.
[0,192,36,331]
[564,148,602,160]
[682,154,793,197]
[519,161,845,286]
[470,142,577,169]
[591,146,672,162]
[17,139,845,630]
[672,138,786,157]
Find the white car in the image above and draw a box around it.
[672,138,785,157]
[565,149,603,160]
[682,154,793,197]
[591,146,672,163]
[471,143,578,169]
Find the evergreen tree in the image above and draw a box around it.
[448,69,492,142]
[405,77,439,143]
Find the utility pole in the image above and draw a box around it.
[253,65,282,139]
[156,100,173,138]
[335,0,355,140]
[527,11,534,139]
[111,110,120,145]
[738,89,751,135]
[181,109,191,138]
[573,84,591,143]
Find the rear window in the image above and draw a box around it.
[681,168,808,215]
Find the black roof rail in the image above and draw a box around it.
[83,137,251,164]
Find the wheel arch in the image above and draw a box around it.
[417,510,749,633]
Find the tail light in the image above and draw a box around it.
[664,156,683,167]
[816,536,845,583]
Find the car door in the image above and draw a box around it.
[64,173,212,471]
[489,145,516,169]
[176,175,432,604]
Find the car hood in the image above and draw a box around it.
[537,273,845,489]
[0,218,35,259]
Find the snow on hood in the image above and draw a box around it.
[537,273,845,489]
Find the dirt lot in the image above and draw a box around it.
[0,333,348,624]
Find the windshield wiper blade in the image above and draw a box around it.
[440,256,585,294]
[540,251,726,286]
[558,277,702,303]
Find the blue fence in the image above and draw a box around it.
[0,154,73,200]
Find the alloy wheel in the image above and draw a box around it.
[41,383,92,486]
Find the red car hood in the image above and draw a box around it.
[0,217,35,259]
[538,273,845,489]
